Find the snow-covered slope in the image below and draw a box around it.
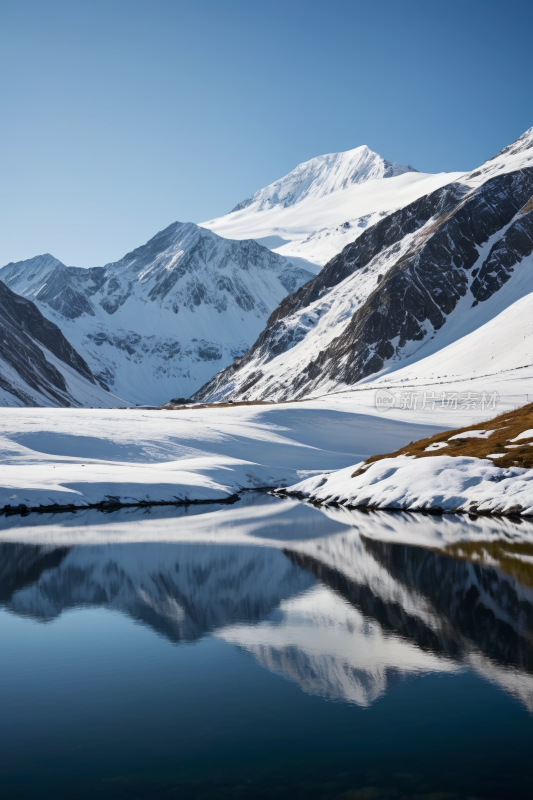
[0,223,314,405]
[287,455,533,517]
[193,127,533,404]
[363,273,533,393]
[0,279,123,408]
[202,145,459,267]
[0,253,64,292]
[231,146,418,212]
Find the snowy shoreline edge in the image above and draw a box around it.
[279,455,533,518]
[5,455,533,520]
[0,493,242,518]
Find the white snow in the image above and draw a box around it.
[286,454,533,516]
[2,132,533,515]
[0,403,446,510]
[448,429,496,440]
[200,128,533,406]
[509,429,533,442]
[3,332,533,513]
[1,352,532,515]
[0,343,126,409]
[220,226,533,405]
[228,146,418,212]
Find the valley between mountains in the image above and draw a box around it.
[2,127,533,516]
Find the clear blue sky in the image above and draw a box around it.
[1,0,532,268]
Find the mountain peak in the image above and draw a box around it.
[3,253,65,272]
[0,253,65,295]
[230,146,419,214]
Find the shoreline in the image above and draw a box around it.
[277,489,528,519]
[2,483,529,522]
[0,492,243,518]
[280,403,533,519]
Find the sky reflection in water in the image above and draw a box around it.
[1,493,533,799]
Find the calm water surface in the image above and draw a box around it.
[1,493,533,799]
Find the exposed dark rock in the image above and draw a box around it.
[276,266,316,293]
[472,204,533,302]
[0,279,96,405]
[197,342,222,361]
[296,170,533,394]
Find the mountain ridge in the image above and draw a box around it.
[0,222,315,405]
[230,145,419,214]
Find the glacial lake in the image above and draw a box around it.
[2,493,533,799]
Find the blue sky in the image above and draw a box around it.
[1,0,532,268]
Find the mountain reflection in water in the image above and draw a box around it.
[2,495,533,711]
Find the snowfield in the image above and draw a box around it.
[0,368,531,514]
[0,402,446,511]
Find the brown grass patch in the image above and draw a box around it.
[521,194,533,215]
[352,401,533,477]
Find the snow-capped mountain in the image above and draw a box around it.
[0,279,123,408]
[0,222,314,405]
[231,146,419,213]
[193,127,533,403]
[202,145,460,267]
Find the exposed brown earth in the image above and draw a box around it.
[353,402,533,477]
[117,400,281,411]
[159,400,277,410]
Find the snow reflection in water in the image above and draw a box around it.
[3,493,533,710]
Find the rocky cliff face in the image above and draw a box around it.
[192,127,533,402]
[0,279,112,407]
